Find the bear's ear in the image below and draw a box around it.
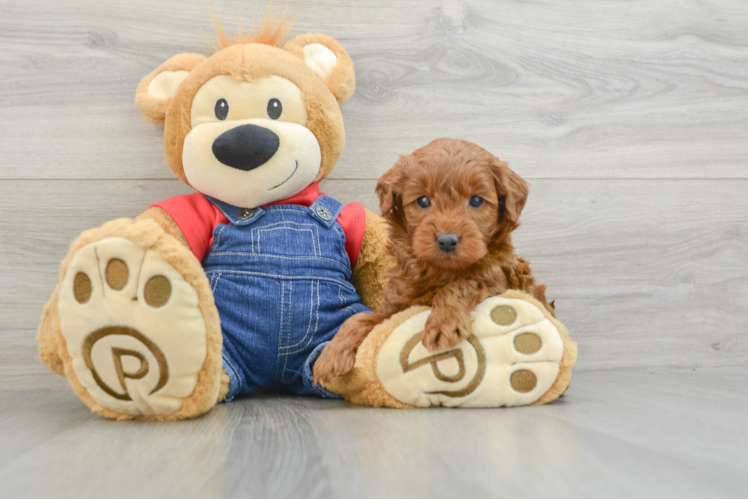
[134,53,207,124]
[283,33,355,103]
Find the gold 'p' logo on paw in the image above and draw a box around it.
[399,332,486,398]
[81,326,169,401]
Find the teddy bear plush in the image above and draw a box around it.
[37,13,576,420]
[37,13,391,420]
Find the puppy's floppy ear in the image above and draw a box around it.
[491,159,529,226]
[284,33,355,103]
[134,53,207,124]
[375,155,411,226]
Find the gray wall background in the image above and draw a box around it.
[2,0,746,386]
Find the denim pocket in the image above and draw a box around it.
[253,220,321,258]
[278,279,319,354]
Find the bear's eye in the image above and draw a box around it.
[215,99,229,120]
[267,98,282,120]
[469,196,484,208]
[416,196,431,209]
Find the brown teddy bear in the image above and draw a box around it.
[37,12,575,420]
[37,12,391,420]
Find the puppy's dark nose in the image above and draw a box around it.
[437,233,460,253]
[212,124,280,171]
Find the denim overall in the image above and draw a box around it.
[202,195,370,401]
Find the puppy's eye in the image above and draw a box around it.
[215,99,229,120]
[416,196,431,209]
[267,98,282,120]
[469,196,484,208]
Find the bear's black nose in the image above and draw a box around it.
[212,124,280,171]
[437,233,460,253]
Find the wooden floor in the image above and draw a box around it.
[1,368,747,498]
[1,0,747,497]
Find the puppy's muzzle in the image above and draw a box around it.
[437,233,460,253]
[212,124,280,171]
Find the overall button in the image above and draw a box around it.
[316,206,333,221]
[237,208,255,220]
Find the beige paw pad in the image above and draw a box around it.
[376,295,564,408]
[58,237,207,416]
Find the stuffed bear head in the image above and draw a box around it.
[134,13,355,208]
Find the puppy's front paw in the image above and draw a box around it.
[314,313,383,384]
[313,342,356,385]
[422,311,471,351]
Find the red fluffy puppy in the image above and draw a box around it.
[314,138,554,384]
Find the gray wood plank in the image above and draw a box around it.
[0,329,69,392]
[2,178,747,391]
[1,0,747,180]
[1,368,746,498]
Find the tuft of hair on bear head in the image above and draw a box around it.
[210,5,294,51]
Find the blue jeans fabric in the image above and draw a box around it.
[202,195,371,401]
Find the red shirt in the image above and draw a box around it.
[151,183,365,268]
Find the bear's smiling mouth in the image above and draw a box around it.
[269,160,299,190]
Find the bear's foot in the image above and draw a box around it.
[49,220,223,420]
[324,290,577,408]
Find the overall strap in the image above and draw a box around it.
[308,195,344,228]
[204,195,265,227]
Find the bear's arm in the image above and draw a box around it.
[351,209,393,312]
[135,207,190,248]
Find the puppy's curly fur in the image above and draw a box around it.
[314,138,554,383]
